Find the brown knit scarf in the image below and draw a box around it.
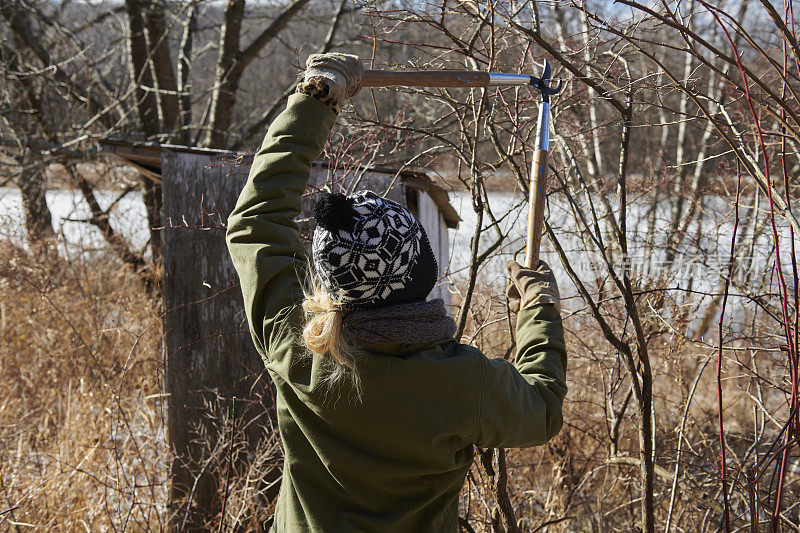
[342,298,456,348]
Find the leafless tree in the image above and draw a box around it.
[0,0,359,271]
[4,0,800,530]
[356,1,799,531]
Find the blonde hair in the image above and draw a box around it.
[301,281,362,393]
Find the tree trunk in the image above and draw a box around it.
[64,165,150,277]
[145,0,180,138]
[203,0,246,148]
[19,169,55,242]
[229,0,349,150]
[125,0,168,265]
[203,0,312,148]
[139,176,162,266]
[639,373,655,533]
[125,0,160,138]
[177,4,196,145]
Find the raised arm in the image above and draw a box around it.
[474,261,567,448]
[226,93,337,356]
[226,53,363,358]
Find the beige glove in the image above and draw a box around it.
[506,260,561,313]
[303,53,364,109]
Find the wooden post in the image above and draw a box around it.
[161,150,270,530]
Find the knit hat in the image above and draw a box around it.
[311,190,438,310]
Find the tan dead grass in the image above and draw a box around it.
[456,278,799,531]
[1,236,797,530]
[0,240,168,530]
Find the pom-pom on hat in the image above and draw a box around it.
[311,190,438,310]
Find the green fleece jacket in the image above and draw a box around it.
[226,93,567,532]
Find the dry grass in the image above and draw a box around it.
[0,238,285,531]
[2,237,798,531]
[456,278,800,531]
[0,240,167,530]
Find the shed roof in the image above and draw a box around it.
[99,139,460,229]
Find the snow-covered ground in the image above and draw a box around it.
[0,187,150,259]
[0,187,592,289]
[448,189,788,291]
[1,186,791,322]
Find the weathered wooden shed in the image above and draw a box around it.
[100,139,460,527]
[101,141,459,299]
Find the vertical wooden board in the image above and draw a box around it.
[438,207,452,309]
[417,190,452,308]
[438,212,451,304]
[161,150,268,527]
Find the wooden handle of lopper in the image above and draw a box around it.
[362,69,490,88]
[524,149,548,268]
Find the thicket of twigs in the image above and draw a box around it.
[3,0,800,531]
[0,239,166,529]
[356,2,800,530]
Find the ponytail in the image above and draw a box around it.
[302,283,361,392]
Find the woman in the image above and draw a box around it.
[226,53,567,532]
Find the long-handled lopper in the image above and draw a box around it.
[360,62,563,268]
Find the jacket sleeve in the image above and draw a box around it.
[474,303,567,448]
[226,93,337,357]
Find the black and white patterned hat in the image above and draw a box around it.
[311,190,438,310]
